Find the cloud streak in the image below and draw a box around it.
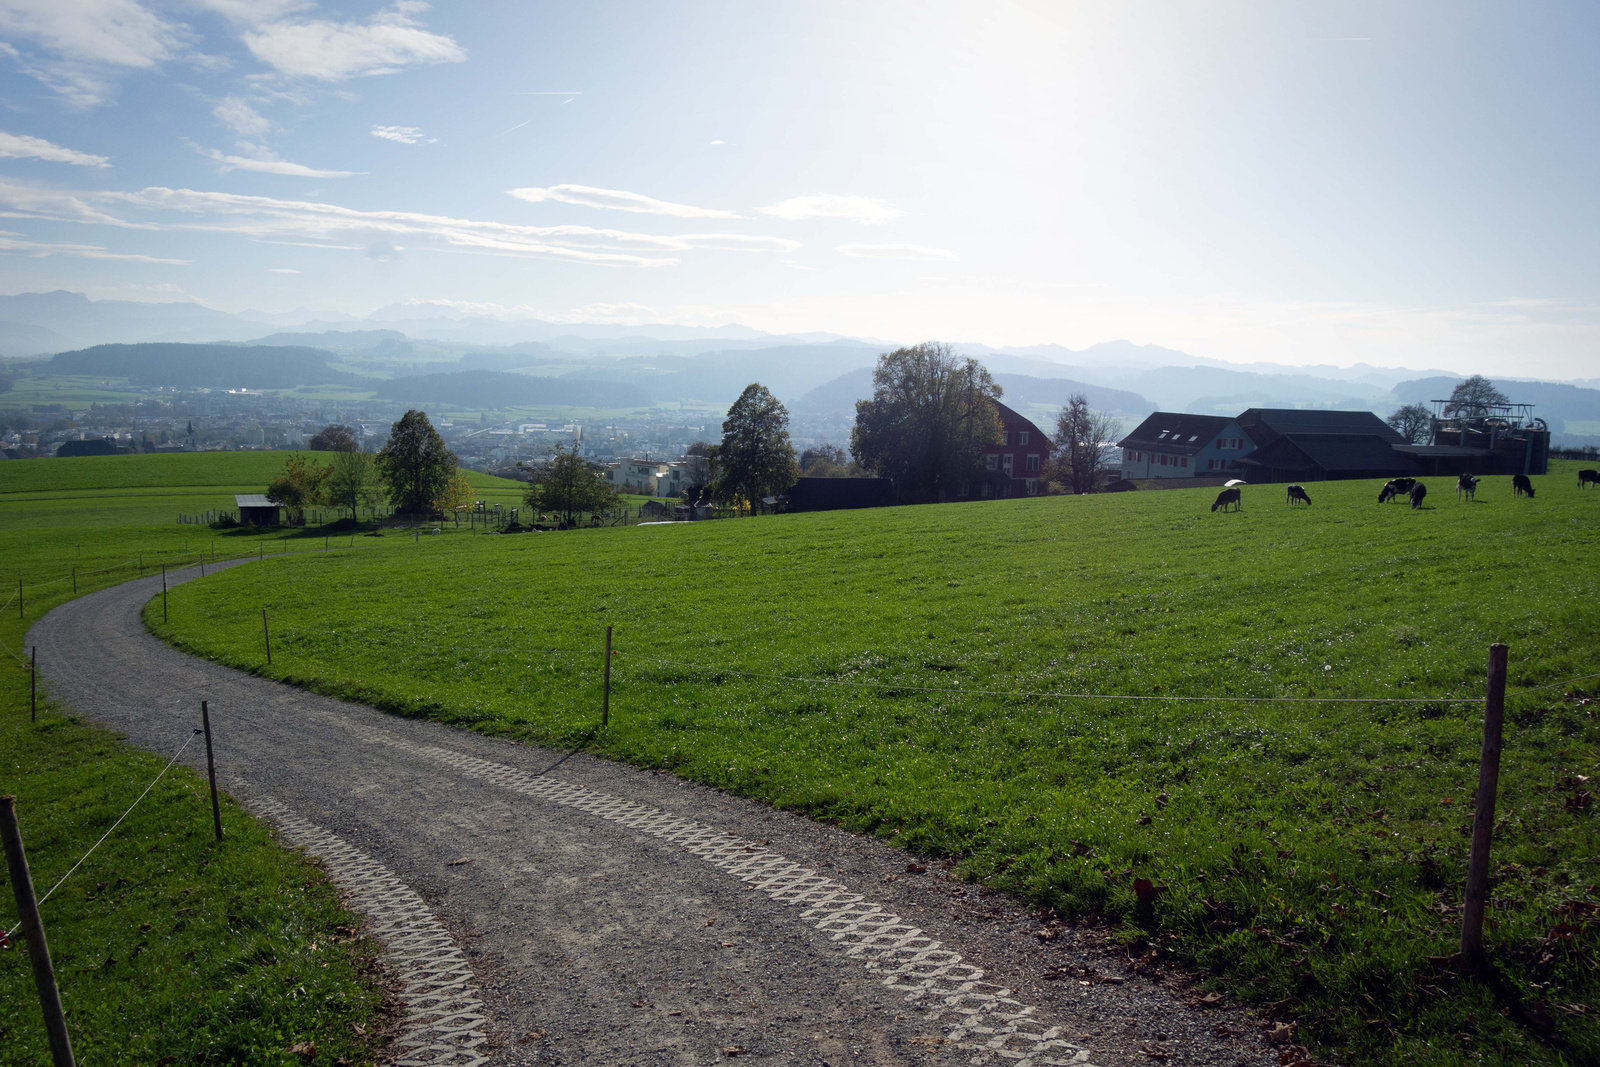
[194,144,360,178]
[836,243,958,262]
[240,3,465,80]
[370,125,434,144]
[0,0,184,106]
[761,194,907,225]
[0,130,109,167]
[0,228,186,263]
[509,183,741,219]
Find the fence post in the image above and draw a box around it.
[602,625,613,727]
[199,555,205,577]
[201,701,222,842]
[71,568,76,595]
[161,565,168,623]
[261,609,271,666]
[1461,642,1509,962]
[30,646,37,722]
[0,795,78,1067]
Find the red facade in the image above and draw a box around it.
[967,401,1048,498]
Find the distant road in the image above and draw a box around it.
[30,566,1270,1067]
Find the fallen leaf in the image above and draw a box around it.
[1265,1022,1297,1046]
[724,1045,748,1056]
[1133,878,1164,903]
[447,857,472,867]
[519,1028,548,1043]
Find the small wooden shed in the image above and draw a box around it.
[234,493,282,526]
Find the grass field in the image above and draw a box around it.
[0,451,532,1064]
[151,464,1600,1066]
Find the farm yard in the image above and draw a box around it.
[134,462,1600,1066]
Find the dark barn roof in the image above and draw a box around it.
[56,438,118,458]
[1117,412,1234,455]
[787,477,896,511]
[1237,434,1419,480]
[1235,408,1406,448]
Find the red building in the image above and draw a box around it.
[966,401,1049,498]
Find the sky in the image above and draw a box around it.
[0,0,1596,378]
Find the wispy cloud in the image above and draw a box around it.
[784,259,817,272]
[508,183,741,220]
[0,228,186,263]
[212,96,272,139]
[0,0,184,106]
[239,2,465,80]
[0,130,109,167]
[836,243,958,262]
[761,194,907,226]
[193,144,360,178]
[370,124,434,144]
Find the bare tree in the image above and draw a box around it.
[1051,394,1121,494]
[1443,375,1509,417]
[1387,403,1432,443]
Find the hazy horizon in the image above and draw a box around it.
[0,2,1595,379]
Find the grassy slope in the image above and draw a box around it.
[154,465,1600,1066]
[0,453,449,1064]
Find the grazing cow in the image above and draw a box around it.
[1456,473,1478,501]
[1512,473,1536,498]
[1286,484,1312,506]
[1409,482,1428,509]
[1378,477,1417,503]
[1579,468,1599,489]
[1211,487,1242,513]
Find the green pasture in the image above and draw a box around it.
[152,465,1600,1066]
[0,451,530,1064]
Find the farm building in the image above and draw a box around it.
[1232,409,1413,483]
[1398,401,1550,476]
[966,402,1049,498]
[56,438,119,458]
[787,477,897,511]
[234,494,282,526]
[1117,413,1252,480]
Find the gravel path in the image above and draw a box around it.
[29,563,1280,1067]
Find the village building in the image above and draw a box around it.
[967,401,1049,498]
[1116,413,1251,480]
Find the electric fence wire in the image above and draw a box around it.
[2,729,199,943]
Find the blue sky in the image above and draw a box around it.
[0,1,1596,377]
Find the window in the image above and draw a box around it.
[1002,453,1014,472]
[1180,457,1188,468]
[1216,438,1224,449]
[1018,431,1030,445]
[986,454,998,471]
[1159,455,1168,466]
[1026,454,1040,472]
[1002,430,1011,446]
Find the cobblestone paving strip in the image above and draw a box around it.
[253,795,492,1067]
[343,723,1096,1067]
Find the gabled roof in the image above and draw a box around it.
[1237,435,1419,474]
[992,401,1048,445]
[1116,412,1234,455]
[1236,408,1405,447]
[234,494,277,508]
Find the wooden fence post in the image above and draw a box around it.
[261,609,272,666]
[1461,642,1509,962]
[70,568,76,595]
[602,625,613,727]
[0,796,77,1067]
[202,701,222,842]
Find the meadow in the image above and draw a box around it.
[0,451,528,1064]
[150,464,1600,1066]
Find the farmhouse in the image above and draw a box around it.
[1117,413,1252,480]
[968,402,1048,498]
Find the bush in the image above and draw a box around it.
[209,514,239,529]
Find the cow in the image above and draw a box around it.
[1211,487,1242,513]
[1286,484,1312,506]
[1512,473,1536,498]
[1456,473,1478,502]
[1409,482,1428,509]
[1579,468,1599,489]
[1379,477,1417,503]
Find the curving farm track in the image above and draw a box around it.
[29,563,1273,1066]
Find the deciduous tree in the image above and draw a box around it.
[308,424,357,451]
[325,448,382,522]
[850,342,1003,502]
[1051,394,1121,494]
[711,383,798,506]
[799,442,862,478]
[524,446,618,526]
[265,454,329,523]
[1386,403,1433,443]
[1443,375,1509,417]
[433,470,475,515]
[376,409,457,516]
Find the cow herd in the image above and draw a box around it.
[1207,469,1598,513]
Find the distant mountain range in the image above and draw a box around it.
[4,291,1598,445]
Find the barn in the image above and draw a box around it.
[1232,409,1416,484]
[786,477,897,511]
[234,494,282,526]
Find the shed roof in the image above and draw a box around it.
[1236,408,1405,447]
[1117,412,1234,454]
[234,494,278,508]
[1237,435,1419,474]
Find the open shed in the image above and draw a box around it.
[234,494,282,526]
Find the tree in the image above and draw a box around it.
[1051,395,1122,494]
[309,424,357,451]
[1443,375,1509,417]
[799,442,862,478]
[850,342,1003,502]
[375,409,457,516]
[524,446,618,526]
[325,448,383,522]
[433,470,474,514]
[1386,403,1433,444]
[711,383,798,506]
[265,454,329,523]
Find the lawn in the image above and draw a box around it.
[151,464,1600,1066]
[0,451,540,1063]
